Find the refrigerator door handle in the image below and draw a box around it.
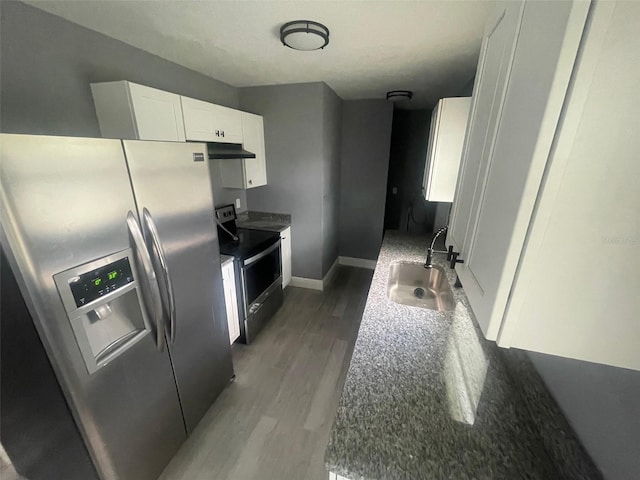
[142,208,176,343]
[127,211,165,351]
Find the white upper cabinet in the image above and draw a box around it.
[422,97,471,202]
[218,111,267,189]
[181,96,243,144]
[447,1,525,255]
[240,112,267,188]
[449,0,639,370]
[498,0,640,370]
[451,0,590,341]
[91,81,186,141]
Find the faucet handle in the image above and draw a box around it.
[449,251,464,269]
[446,245,455,261]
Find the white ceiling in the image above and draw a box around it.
[26,0,495,109]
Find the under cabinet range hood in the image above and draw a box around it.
[207,142,256,160]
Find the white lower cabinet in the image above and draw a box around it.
[449,0,640,370]
[280,227,292,289]
[221,260,240,345]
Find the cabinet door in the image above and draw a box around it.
[128,82,186,141]
[280,227,292,289]
[91,81,185,141]
[181,96,218,142]
[221,262,240,345]
[451,0,589,340]
[181,97,243,143]
[447,1,525,255]
[210,104,243,144]
[421,106,440,199]
[241,112,267,188]
[423,98,471,202]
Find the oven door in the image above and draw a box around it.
[241,239,281,310]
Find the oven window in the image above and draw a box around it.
[243,245,281,306]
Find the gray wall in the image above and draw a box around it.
[239,83,326,280]
[339,100,393,260]
[384,109,437,233]
[528,352,640,480]
[321,85,343,275]
[0,1,246,210]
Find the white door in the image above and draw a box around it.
[452,0,590,340]
[241,112,267,188]
[128,83,186,142]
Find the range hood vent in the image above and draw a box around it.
[207,142,256,160]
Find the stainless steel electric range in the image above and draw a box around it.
[215,204,283,343]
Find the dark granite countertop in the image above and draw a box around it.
[235,211,291,233]
[325,231,600,480]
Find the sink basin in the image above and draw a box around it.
[387,262,456,311]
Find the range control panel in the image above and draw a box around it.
[215,204,237,225]
[69,257,134,307]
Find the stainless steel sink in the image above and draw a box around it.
[387,262,456,311]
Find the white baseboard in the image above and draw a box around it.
[289,276,323,290]
[290,257,375,291]
[323,258,340,289]
[290,258,341,291]
[338,256,377,270]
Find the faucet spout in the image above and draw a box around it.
[425,226,448,268]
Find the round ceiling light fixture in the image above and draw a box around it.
[280,20,330,51]
[386,90,413,102]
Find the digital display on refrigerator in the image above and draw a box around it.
[69,257,134,307]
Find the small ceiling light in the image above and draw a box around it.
[280,20,330,51]
[386,91,413,102]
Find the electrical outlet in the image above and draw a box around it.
[235,198,241,209]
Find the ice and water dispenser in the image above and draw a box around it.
[54,249,151,374]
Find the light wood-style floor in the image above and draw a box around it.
[160,266,373,480]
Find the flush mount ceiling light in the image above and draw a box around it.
[280,20,330,51]
[386,91,413,102]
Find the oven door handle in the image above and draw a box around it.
[242,239,281,268]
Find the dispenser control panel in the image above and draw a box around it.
[69,257,134,307]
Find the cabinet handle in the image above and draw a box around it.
[248,179,253,185]
[221,130,225,138]
[215,130,220,137]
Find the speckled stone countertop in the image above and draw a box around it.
[236,211,291,232]
[325,231,601,480]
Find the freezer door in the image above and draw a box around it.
[0,134,186,480]
[123,140,234,433]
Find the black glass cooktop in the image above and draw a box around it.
[218,228,280,260]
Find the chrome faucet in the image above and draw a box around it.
[424,226,449,268]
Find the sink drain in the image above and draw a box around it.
[413,287,426,299]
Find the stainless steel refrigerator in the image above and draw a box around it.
[0,134,234,480]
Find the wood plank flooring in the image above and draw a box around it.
[159,266,373,480]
